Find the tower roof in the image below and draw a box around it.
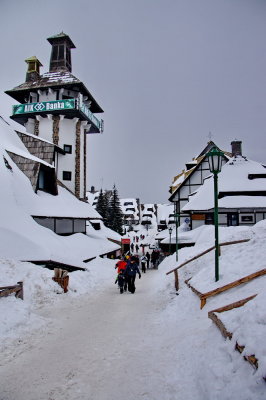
[47,32,76,48]
[25,56,43,66]
[5,71,103,113]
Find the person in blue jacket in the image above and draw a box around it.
[125,256,141,294]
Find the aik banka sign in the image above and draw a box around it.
[13,99,76,115]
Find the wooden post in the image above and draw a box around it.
[16,281,24,300]
[174,270,179,291]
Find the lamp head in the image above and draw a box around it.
[207,146,224,174]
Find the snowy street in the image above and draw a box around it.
[1,268,182,400]
[1,259,264,400]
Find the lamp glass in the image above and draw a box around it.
[207,147,224,174]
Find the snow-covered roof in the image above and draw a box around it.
[156,204,174,221]
[182,156,266,212]
[29,187,102,218]
[0,116,53,168]
[0,117,118,266]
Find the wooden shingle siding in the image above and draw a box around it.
[7,151,40,191]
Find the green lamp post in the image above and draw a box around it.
[168,226,173,254]
[207,147,224,282]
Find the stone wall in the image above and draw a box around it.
[7,151,40,191]
[16,131,54,165]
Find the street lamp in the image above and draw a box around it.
[207,146,224,282]
[168,226,173,254]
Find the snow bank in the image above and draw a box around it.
[0,257,116,344]
[159,220,266,381]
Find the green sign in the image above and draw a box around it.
[13,99,75,115]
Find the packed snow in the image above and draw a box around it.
[1,221,266,399]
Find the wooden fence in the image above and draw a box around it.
[186,268,266,309]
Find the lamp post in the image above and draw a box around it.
[168,226,173,254]
[207,147,224,282]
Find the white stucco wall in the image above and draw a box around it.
[57,118,77,194]
[38,116,53,142]
[38,89,57,102]
[25,118,35,134]
[79,124,85,199]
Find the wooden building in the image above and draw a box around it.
[182,142,266,228]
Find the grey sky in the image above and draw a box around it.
[0,0,266,203]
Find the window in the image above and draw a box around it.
[56,219,73,234]
[63,144,72,154]
[74,219,86,233]
[34,217,55,231]
[63,171,72,181]
[91,222,101,231]
[51,44,65,61]
[38,169,45,189]
[240,215,254,223]
[205,213,214,225]
[227,213,239,227]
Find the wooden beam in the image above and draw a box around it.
[208,295,257,338]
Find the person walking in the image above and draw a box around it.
[140,254,147,273]
[115,258,128,291]
[151,250,156,269]
[115,269,127,294]
[146,252,150,269]
[151,250,160,269]
[115,258,127,274]
[125,256,141,293]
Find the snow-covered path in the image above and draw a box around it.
[0,266,264,400]
[0,269,193,400]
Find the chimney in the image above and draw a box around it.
[231,140,242,157]
[25,56,42,82]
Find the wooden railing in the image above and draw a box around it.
[0,281,24,300]
[166,239,250,291]
[186,268,266,309]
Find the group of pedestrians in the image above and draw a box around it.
[115,255,141,294]
[115,250,163,294]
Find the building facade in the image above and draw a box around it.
[6,32,103,200]
[169,141,230,227]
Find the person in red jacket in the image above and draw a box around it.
[115,259,127,273]
[115,258,128,292]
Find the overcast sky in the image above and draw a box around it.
[0,0,266,203]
